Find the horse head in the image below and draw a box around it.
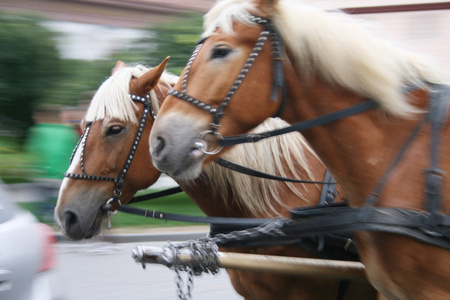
[150,0,286,180]
[55,57,174,240]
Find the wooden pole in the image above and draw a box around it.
[133,245,367,280]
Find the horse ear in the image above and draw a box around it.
[134,56,170,94]
[80,117,86,132]
[252,0,279,16]
[112,61,127,75]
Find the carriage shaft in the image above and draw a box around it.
[132,245,367,280]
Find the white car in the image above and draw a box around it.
[0,182,64,300]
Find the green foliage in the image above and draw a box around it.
[0,12,61,139]
[114,12,204,75]
[0,12,116,142]
[43,59,114,106]
[0,11,205,183]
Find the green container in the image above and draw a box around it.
[25,123,79,179]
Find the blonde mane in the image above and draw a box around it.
[203,0,447,118]
[85,63,321,217]
[85,64,178,123]
[198,117,322,217]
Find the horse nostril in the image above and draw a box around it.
[154,136,166,155]
[64,209,79,228]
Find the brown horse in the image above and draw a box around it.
[149,0,450,299]
[55,59,377,299]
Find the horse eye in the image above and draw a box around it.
[107,125,124,136]
[212,45,232,59]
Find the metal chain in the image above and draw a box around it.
[174,267,194,300]
[168,243,195,300]
[164,218,290,299]
[166,240,222,300]
[205,218,290,245]
[150,220,289,299]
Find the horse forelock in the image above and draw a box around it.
[204,0,447,118]
[85,65,178,123]
[202,0,258,38]
[199,118,322,217]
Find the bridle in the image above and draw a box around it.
[164,12,450,249]
[166,13,381,152]
[168,15,286,155]
[64,94,155,205]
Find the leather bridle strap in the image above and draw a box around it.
[65,122,118,183]
[65,94,153,201]
[168,15,286,131]
[219,100,379,147]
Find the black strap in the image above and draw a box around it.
[424,84,450,223]
[210,205,450,252]
[363,114,428,208]
[116,204,269,226]
[288,206,450,250]
[66,96,152,199]
[336,280,350,300]
[319,169,337,205]
[219,100,378,147]
[214,157,336,184]
[127,186,183,204]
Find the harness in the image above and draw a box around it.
[167,13,450,249]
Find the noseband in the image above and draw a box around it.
[168,15,286,154]
[65,94,155,202]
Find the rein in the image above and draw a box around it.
[219,100,378,147]
[214,157,336,185]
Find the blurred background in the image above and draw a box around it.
[0,0,213,228]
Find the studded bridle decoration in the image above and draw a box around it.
[167,15,285,154]
[65,94,154,203]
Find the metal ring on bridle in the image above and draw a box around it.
[104,198,122,214]
[197,130,223,155]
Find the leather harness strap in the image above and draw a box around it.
[424,84,450,225]
[219,100,379,147]
[214,157,337,185]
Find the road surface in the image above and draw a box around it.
[55,238,242,300]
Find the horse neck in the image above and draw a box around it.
[282,68,435,209]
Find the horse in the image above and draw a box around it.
[148,0,450,299]
[54,59,377,300]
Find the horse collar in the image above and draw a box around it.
[64,94,153,206]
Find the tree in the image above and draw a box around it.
[114,12,204,76]
[0,12,61,141]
